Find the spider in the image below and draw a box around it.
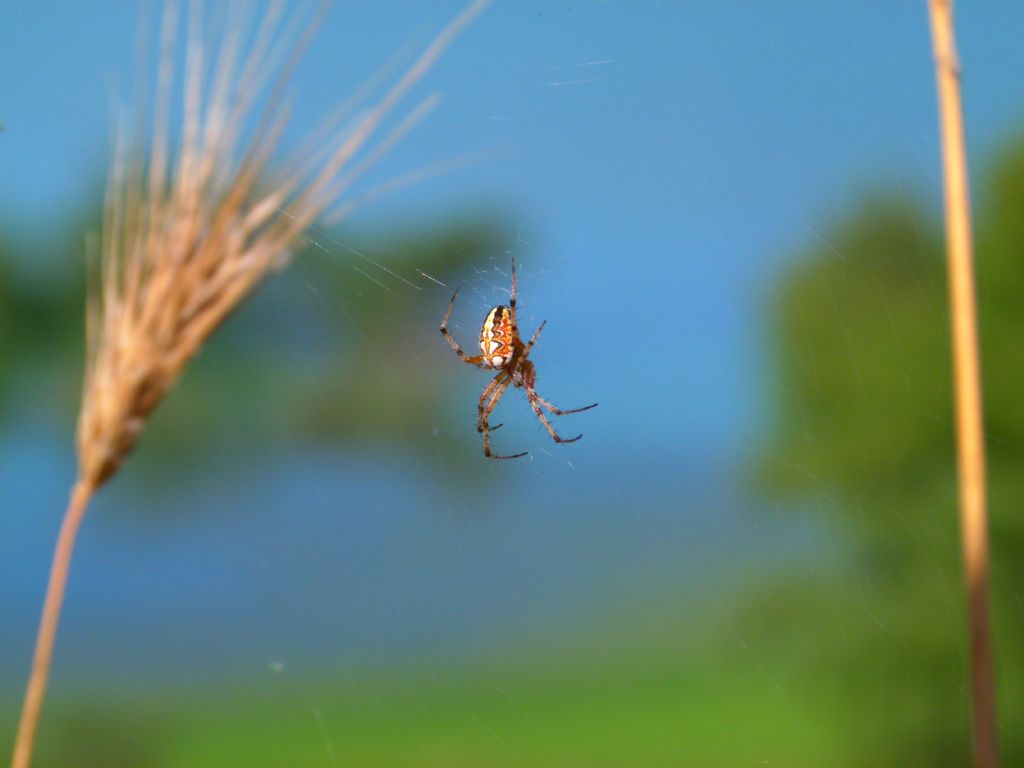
[439,260,598,459]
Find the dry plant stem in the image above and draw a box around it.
[928,2,998,766]
[11,480,95,768]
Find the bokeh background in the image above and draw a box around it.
[3,2,1024,765]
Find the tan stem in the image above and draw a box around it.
[927,2,998,766]
[10,479,95,768]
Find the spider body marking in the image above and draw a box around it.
[439,260,597,459]
[480,305,515,368]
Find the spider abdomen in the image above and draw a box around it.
[480,305,514,367]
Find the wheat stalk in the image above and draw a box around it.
[11,3,487,766]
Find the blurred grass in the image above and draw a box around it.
[9,652,846,768]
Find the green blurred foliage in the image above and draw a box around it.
[0,222,89,421]
[753,136,1024,765]
[31,699,177,768]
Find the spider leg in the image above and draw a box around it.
[477,374,506,434]
[481,375,527,459]
[520,320,546,360]
[508,258,520,340]
[526,387,584,444]
[440,285,488,367]
[533,391,598,416]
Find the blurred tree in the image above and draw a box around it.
[754,137,1024,765]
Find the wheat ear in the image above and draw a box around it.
[11,3,487,767]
